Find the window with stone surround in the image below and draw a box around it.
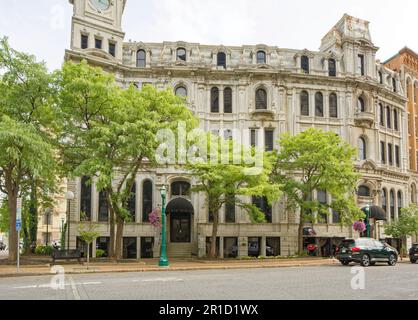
[386,106,391,128]
[255,88,267,109]
[358,137,366,160]
[388,143,393,165]
[380,141,386,164]
[379,103,384,126]
[81,34,88,49]
[300,91,309,116]
[225,193,236,223]
[211,87,219,112]
[395,145,400,168]
[136,49,146,67]
[98,190,109,222]
[252,196,272,223]
[357,97,365,113]
[315,92,324,117]
[142,180,153,222]
[357,54,365,76]
[329,93,338,118]
[127,182,136,222]
[224,87,232,113]
[177,48,187,61]
[80,176,92,221]
[217,52,226,68]
[257,51,266,64]
[328,59,336,77]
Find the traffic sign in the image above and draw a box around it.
[16,220,21,231]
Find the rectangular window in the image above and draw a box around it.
[317,190,328,224]
[395,145,400,168]
[388,143,393,165]
[95,38,102,49]
[264,130,274,152]
[81,34,89,49]
[380,141,386,164]
[225,194,236,223]
[250,129,257,147]
[357,54,365,76]
[109,42,116,57]
[223,237,238,258]
[266,237,281,256]
[43,213,52,225]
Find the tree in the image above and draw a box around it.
[57,61,197,260]
[78,214,100,269]
[0,38,60,261]
[271,128,363,255]
[385,205,418,257]
[187,136,281,258]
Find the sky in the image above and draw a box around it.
[0,0,417,71]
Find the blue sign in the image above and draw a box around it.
[16,220,21,231]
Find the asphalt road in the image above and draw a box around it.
[0,263,417,300]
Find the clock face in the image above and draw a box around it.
[90,0,110,11]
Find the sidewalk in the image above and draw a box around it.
[0,257,339,278]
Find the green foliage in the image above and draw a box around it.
[34,245,54,255]
[385,205,418,239]
[0,200,8,232]
[95,249,106,258]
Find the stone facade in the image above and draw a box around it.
[63,0,413,258]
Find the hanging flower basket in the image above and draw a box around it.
[148,208,162,228]
[353,220,366,233]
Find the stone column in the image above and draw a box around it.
[137,236,141,259]
[238,237,248,257]
[219,237,224,258]
[261,237,267,257]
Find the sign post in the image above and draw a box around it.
[16,198,22,273]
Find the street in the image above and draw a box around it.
[0,264,417,300]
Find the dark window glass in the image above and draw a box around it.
[109,42,116,57]
[136,49,146,67]
[257,51,266,64]
[266,237,281,256]
[390,190,395,220]
[224,87,232,113]
[358,186,370,197]
[211,87,219,112]
[393,109,398,131]
[123,237,137,259]
[332,210,340,224]
[265,130,274,152]
[329,93,338,118]
[80,176,92,221]
[382,189,387,214]
[175,86,187,97]
[388,143,393,165]
[250,129,257,147]
[315,92,324,117]
[224,237,238,258]
[177,48,186,61]
[300,91,309,116]
[379,104,384,126]
[98,190,109,222]
[217,52,226,68]
[81,34,88,49]
[142,180,153,222]
[359,137,366,160]
[328,59,336,77]
[127,182,136,222]
[386,107,391,128]
[379,71,383,84]
[225,193,236,223]
[252,196,272,223]
[248,237,261,257]
[301,55,309,74]
[358,54,364,75]
[255,88,267,109]
[358,97,365,112]
[95,38,102,49]
[395,145,400,168]
[171,181,190,197]
[317,190,328,223]
[380,141,386,164]
[397,191,402,216]
[392,78,397,92]
[208,194,214,222]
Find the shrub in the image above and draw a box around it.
[96,249,106,258]
[34,245,54,255]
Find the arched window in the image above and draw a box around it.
[175,86,187,97]
[300,91,309,116]
[217,52,226,68]
[386,106,391,128]
[176,48,187,61]
[358,185,370,197]
[224,87,232,113]
[390,190,395,220]
[255,88,267,110]
[80,176,92,221]
[136,49,146,68]
[252,196,272,223]
[393,109,398,131]
[357,97,365,112]
[358,137,366,160]
[328,59,336,77]
[142,180,153,222]
[171,181,191,197]
[211,87,219,113]
[127,182,136,222]
[98,190,108,222]
[315,92,324,117]
[379,103,384,126]
[329,93,338,118]
[256,51,266,64]
[381,189,387,214]
[397,191,402,217]
[301,55,309,74]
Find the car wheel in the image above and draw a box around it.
[388,254,397,266]
[360,254,370,267]
[410,259,417,264]
[340,261,350,266]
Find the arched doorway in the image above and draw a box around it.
[166,197,194,243]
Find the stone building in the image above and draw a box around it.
[64,0,410,258]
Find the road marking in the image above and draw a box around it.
[13,281,101,289]
[134,278,184,283]
[69,276,81,300]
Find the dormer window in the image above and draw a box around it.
[328,59,336,77]
[301,55,309,74]
[177,48,187,61]
[257,51,266,64]
[217,52,226,68]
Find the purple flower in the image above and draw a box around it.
[353,220,366,233]
[148,208,161,228]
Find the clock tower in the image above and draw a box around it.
[69,0,127,62]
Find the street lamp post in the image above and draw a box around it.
[65,191,75,251]
[158,186,169,267]
[365,204,370,238]
[45,208,51,246]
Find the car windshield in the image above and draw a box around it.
[340,240,355,248]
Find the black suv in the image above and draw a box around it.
[410,243,418,263]
[336,238,398,267]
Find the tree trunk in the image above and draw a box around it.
[106,192,115,259]
[298,214,304,255]
[210,210,219,259]
[28,183,38,246]
[6,176,18,262]
[115,215,124,260]
[86,244,90,270]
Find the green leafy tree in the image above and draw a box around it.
[271,128,363,254]
[78,214,100,269]
[187,136,281,258]
[57,61,197,260]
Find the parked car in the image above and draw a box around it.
[409,243,418,264]
[51,240,61,250]
[0,242,6,251]
[336,238,398,267]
